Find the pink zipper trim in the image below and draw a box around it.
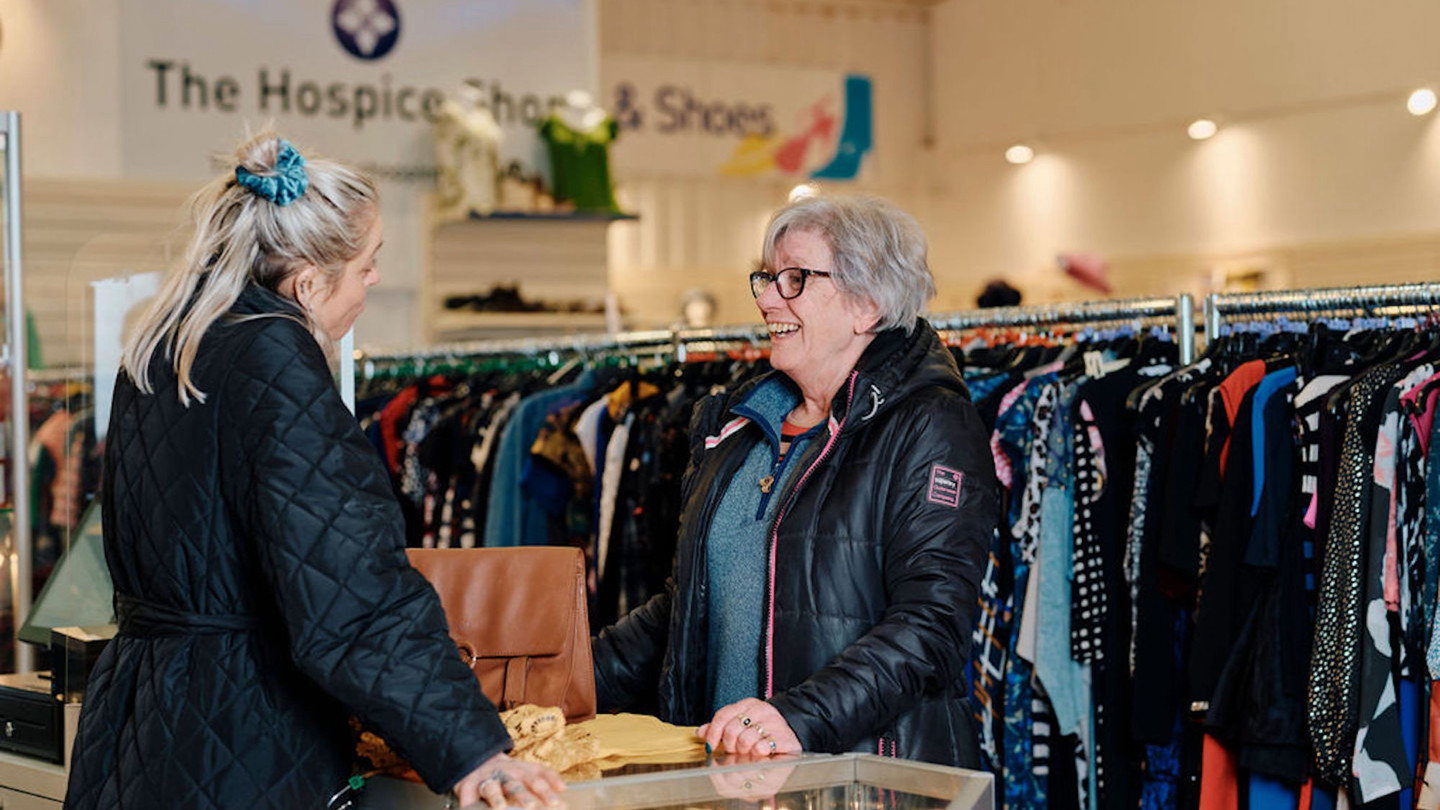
[764,371,858,698]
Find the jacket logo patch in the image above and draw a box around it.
[927,465,963,507]
[862,384,885,421]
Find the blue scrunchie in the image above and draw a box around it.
[235,139,309,206]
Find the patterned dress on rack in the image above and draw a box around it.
[1000,379,1056,809]
[970,379,1033,774]
[1352,366,1432,803]
[1309,360,1410,788]
[1072,399,1108,665]
[1033,379,1093,809]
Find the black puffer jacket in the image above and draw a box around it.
[66,286,509,809]
[593,321,998,766]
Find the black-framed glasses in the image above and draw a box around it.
[750,267,834,300]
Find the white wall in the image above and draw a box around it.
[0,0,124,178]
[926,0,1440,304]
[13,0,1438,354]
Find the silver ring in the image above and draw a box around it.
[768,738,777,754]
[478,774,502,791]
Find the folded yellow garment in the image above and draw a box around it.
[576,712,708,766]
[356,707,707,783]
[503,705,601,775]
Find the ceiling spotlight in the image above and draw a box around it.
[1409,88,1437,116]
[1187,119,1218,140]
[1005,145,1034,165]
[788,183,818,202]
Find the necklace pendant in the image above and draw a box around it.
[759,475,775,494]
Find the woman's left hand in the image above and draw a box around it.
[697,698,803,758]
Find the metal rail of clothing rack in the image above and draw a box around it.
[358,294,1199,374]
[355,329,691,379]
[930,294,1197,364]
[25,367,89,387]
[1205,282,1440,338]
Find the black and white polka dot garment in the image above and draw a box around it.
[1308,360,1410,786]
[1071,404,1106,664]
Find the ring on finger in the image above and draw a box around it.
[478,774,502,791]
[768,738,778,754]
[754,725,765,738]
[741,716,752,727]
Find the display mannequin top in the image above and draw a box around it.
[558,89,607,133]
[437,83,503,144]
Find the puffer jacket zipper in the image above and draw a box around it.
[877,732,897,757]
[761,371,859,698]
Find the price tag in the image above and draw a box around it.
[1084,351,1106,379]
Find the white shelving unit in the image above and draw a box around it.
[425,211,634,344]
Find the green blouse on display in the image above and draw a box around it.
[538,115,621,213]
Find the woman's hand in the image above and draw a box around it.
[453,751,566,809]
[697,698,803,758]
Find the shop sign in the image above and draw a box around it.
[603,58,873,181]
[119,0,597,183]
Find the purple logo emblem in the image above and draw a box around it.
[332,0,401,61]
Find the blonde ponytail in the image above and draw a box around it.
[122,132,377,405]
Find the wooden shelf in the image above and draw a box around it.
[466,210,638,222]
[431,311,609,342]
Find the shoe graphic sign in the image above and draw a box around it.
[719,74,872,180]
[607,61,875,181]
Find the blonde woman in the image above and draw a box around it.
[65,134,563,810]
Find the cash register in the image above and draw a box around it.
[0,503,114,764]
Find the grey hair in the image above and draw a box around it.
[761,193,935,334]
[122,131,378,405]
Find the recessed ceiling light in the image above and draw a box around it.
[1005,145,1034,165]
[1409,88,1437,116]
[1188,119,1219,140]
[788,183,818,202]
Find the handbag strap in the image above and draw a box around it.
[501,657,529,711]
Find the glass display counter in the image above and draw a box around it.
[349,754,994,810]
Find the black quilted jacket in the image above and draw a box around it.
[592,321,999,766]
[65,286,509,809]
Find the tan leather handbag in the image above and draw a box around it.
[406,546,596,723]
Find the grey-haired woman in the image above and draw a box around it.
[592,193,999,766]
[65,134,563,810]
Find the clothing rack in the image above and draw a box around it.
[1204,282,1440,338]
[930,294,1197,364]
[356,326,776,379]
[360,295,1200,375]
[25,367,89,387]
[356,329,690,380]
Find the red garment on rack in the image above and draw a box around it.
[1198,732,1240,810]
[1217,360,1267,471]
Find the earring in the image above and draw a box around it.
[297,281,316,312]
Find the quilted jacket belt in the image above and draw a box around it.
[116,594,262,637]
